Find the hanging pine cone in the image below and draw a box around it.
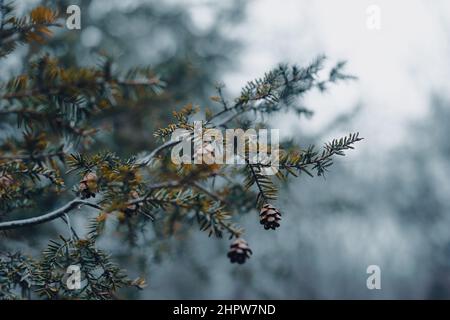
[259,203,281,230]
[227,238,252,264]
[124,190,141,216]
[0,174,14,188]
[78,172,97,199]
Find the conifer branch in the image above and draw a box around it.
[0,181,183,231]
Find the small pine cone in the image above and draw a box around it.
[259,203,281,230]
[227,238,252,264]
[124,190,141,216]
[79,172,97,199]
[0,174,14,188]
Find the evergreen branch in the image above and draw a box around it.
[0,6,62,58]
[196,207,243,239]
[127,181,182,205]
[277,132,363,176]
[128,181,226,207]
[0,22,62,45]
[245,162,277,208]
[206,58,349,127]
[247,163,268,202]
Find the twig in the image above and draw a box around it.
[61,213,79,241]
[190,181,227,205]
[126,181,181,205]
[0,22,63,47]
[137,140,181,166]
[0,181,182,231]
[0,199,101,231]
[247,162,268,202]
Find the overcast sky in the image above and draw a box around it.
[200,0,450,157]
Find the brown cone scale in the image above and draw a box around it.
[227,238,252,264]
[259,203,281,230]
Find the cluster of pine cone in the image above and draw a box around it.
[227,203,282,264]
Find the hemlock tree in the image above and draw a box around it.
[0,4,362,299]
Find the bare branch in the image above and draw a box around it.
[0,199,101,231]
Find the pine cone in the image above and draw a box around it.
[79,172,97,199]
[227,238,252,264]
[124,190,141,215]
[0,174,14,188]
[259,203,281,230]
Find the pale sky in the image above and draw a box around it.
[208,0,450,154]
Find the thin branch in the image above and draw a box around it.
[137,99,249,167]
[190,181,227,205]
[60,214,80,240]
[213,110,244,128]
[0,199,101,231]
[0,182,181,231]
[137,140,181,166]
[206,100,243,125]
[127,181,181,205]
[247,162,268,202]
